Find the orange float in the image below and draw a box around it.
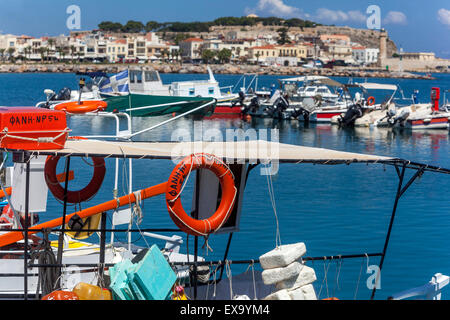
[42,290,79,300]
[0,107,68,150]
[367,96,376,106]
[166,153,237,237]
[54,100,107,114]
[44,156,106,203]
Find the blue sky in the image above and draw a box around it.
[0,0,449,58]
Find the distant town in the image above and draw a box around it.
[0,15,449,76]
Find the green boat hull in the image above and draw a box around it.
[102,93,216,117]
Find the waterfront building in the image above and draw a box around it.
[106,39,127,63]
[352,46,380,65]
[179,38,204,60]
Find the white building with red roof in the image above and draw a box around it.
[179,37,204,59]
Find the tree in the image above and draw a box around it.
[57,47,65,62]
[255,52,261,64]
[123,20,145,33]
[7,47,15,62]
[145,21,161,32]
[217,48,232,63]
[70,45,76,64]
[277,27,290,45]
[161,49,170,62]
[0,49,5,62]
[174,33,191,45]
[201,49,216,64]
[23,47,30,63]
[47,38,55,50]
[98,21,123,32]
[38,47,46,63]
[172,49,181,64]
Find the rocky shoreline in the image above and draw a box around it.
[0,63,436,80]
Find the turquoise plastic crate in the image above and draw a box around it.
[109,259,135,300]
[131,244,177,300]
[108,245,176,300]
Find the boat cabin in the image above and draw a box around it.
[128,68,170,96]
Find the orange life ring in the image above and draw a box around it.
[44,156,106,203]
[367,96,376,106]
[166,153,237,237]
[54,100,107,114]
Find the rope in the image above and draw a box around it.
[30,229,61,298]
[212,262,219,298]
[245,260,258,300]
[201,235,213,256]
[333,256,343,297]
[0,128,70,145]
[265,163,281,248]
[318,257,331,299]
[353,256,366,300]
[132,191,143,225]
[225,260,233,300]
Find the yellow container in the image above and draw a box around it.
[72,283,113,300]
[172,285,188,300]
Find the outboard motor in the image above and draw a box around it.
[52,87,72,101]
[242,96,260,115]
[288,107,310,122]
[338,103,363,127]
[265,94,289,119]
[232,91,246,107]
[387,108,410,126]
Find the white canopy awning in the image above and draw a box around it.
[26,140,395,164]
[356,83,398,91]
[280,76,343,88]
[9,140,450,174]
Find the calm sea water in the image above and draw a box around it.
[1,71,450,300]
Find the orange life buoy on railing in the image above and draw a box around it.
[54,100,107,114]
[44,156,106,203]
[166,153,237,237]
[367,96,376,106]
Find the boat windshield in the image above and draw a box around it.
[144,71,160,82]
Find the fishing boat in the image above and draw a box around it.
[35,69,221,118]
[0,106,449,300]
[99,67,238,118]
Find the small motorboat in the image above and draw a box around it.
[331,82,399,127]
[402,88,450,130]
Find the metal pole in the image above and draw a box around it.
[57,157,71,271]
[99,211,107,282]
[23,155,30,300]
[371,163,406,300]
[193,170,200,300]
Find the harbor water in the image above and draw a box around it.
[1,72,450,300]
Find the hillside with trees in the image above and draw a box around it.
[97,16,321,33]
